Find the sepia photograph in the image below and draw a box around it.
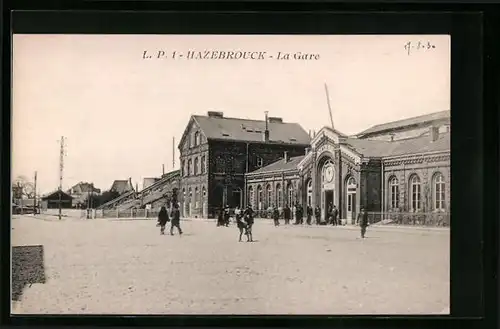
[11,34,450,315]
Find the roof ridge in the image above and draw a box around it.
[194,114,303,125]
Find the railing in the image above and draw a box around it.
[99,208,160,219]
[367,211,450,227]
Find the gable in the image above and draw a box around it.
[311,126,347,150]
[178,117,207,151]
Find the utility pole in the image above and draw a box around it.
[58,136,66,220]
[324,83,335,130]
[33,171,37,215]
[172,137,175,170]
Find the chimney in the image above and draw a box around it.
[207,111,224,118]
[284,151,289,163]
[268,117,283,124]
[263,111,270,142]
[430,126,439,142]
[162,164,165,175]
[305,147,310,155]
[390,134,395,142]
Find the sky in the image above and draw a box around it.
[12,34,450,195]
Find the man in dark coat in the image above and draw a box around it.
[306,204,313,225]
[314,205,321,225]
[170,203,183,236]
[272,205,280,227]
[157,206,170,235]
[332,205,339,226]
[294,204,301,225]
[357,207,369,238]
[283,204,291,225]
[223,206,230,227]
[243,205,254,242]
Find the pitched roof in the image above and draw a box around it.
[110,180,133,194]
[355,110,450,137]
[41,190,74,200]
[192,115,311,145]
[346,132,450,158]
[68,182,100,194]
[249,156,305,175]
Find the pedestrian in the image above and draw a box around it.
[224,206,230,227]
[272,205,280,227]
[170,203,183,236]
[292,203,297,224]
[217,207,224,227]
[306,204,313,225]
[235,206,246,242]
[357,207,369,238]
[295,203,302,225]
[298,204,304,224]
[157,206,170,235]
[243,205,254,242]
[314,205,321,225]
[327,203,335,225]
[284,204,291,225]
[332,205,339,226]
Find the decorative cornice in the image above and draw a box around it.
[383,153,450,167]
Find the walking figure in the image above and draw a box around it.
[283,204,291,225]
[272,205,280,226]
[332,205,339,226]
[357,207,369,238]
[295,204,303,225]
[314,205,321,225]
[223,206,230,227]
[157,206,170,235]
[170,203,183,236]
[217,206,224,227]
[306,204,313,225]
[243,205,254,242]
[235,206,246,242]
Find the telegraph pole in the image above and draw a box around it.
[172,137,175,169]
[58,136,66,220]
[33,171,37,215]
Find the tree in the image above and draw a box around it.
[12,175,35,199]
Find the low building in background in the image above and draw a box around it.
[40,190,74,210]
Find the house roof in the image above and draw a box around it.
[249,156,305,175]
[192,115,311,145]
[68,182,100,194]
[41,190,73,200]
[355,110,450,137]
[346,132,450,158]
[110,180,134,194]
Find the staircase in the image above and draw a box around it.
[99,170,180,211]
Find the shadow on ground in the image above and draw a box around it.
[12,245,46,301]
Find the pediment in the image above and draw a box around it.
[311,126,347,150]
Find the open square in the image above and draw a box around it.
[12,216,449,315]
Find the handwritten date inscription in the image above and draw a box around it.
[404,41,436,55]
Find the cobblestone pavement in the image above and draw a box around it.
[11,216,449,315]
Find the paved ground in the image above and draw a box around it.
[11,215,449,315]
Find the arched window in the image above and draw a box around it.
[182,188,186,200]
[181,160,185,177]
[201,156,206,174]
[266,184,272,208]
[287,184,294,206]
[194,187,199,208]
[257,185,263,210]
[433,172,446,211]
[187,159,192,176]
[321,159,334,185]
[202,186,206,198]
[248,186,254,208]
[409,175,421,212]
[194,157,199,175]
[389,176,400,209]
[194,131,200,146]
[307,180,313,206]
[188,187,192,202]
[348,176,356,186]
[276,184,282,208]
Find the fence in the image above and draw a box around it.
[251,209,449,227]
[97,208,160,219]
[364,211,450,227]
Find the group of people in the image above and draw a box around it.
[157,202,370,239]
[156,203,183,236]
[217,205,255,242]
[269,202,342,227]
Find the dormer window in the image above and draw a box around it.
[194,131,200,146]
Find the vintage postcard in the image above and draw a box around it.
[12,34,450,314]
